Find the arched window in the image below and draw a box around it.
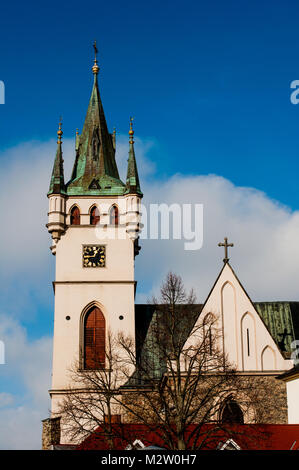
[70,206,80,225]
[221,398,244,424]
[90,206,100,225]
[84,306,105,369]
[109,205,119,226]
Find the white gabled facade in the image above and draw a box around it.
[184,262,293,373]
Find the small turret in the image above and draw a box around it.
[46,120,66,254]
[125,118,142,255]
[48,120,66,196]
[125,117,142,197]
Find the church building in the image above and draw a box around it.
[42,47,298,450]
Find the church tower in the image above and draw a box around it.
[46,45,142,440]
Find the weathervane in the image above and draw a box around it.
[92,40,99,75]
[218,237,234,263]
[93,40,98,61]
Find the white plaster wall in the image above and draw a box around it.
[241,312,257,370]
[55,230,134,282]
[51,282,135,390]
[286,378,299,424]
[222,282,238,367]
[50,194,140,402]
[184,263,293,373]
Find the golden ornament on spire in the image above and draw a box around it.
[92,40,99,75]
[129,116,134,143]
[57,118,63,144]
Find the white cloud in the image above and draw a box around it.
[135,174,299,302]
[0,406,45,450]
[0,393,14,408]
[0,314,52,449]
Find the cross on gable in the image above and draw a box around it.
[218,237,234,263]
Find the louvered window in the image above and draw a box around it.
[110,205,119,226]
[90,206,100,225]
[84,307,105,369]
[70,206,80,225]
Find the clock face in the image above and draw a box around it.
[83,245,106,268]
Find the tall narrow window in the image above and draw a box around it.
[84,306,105,369]
[247,328,250,356]
[209,327,213,355]
[90,206,100,225]
[110,205,119,226]
[70,206,80,225]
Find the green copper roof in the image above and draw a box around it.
[124,140,142,196]
[254,302,299,354]
[122,304,202,387]
[48,139,66,196]
[66,73,126,196]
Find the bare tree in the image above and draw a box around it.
[56,331,130,449]
[118,272,275,450]
[56,273,278,450]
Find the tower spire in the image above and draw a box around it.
[66,42,124,196]
[125,117,142,196]
[48,119,66,195]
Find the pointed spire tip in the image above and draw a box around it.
[57,118,63,144]
[129,116,134,143]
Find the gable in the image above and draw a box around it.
[133,264,296,379]
[181,262,293,373]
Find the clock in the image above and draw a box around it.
[83,245,106,268]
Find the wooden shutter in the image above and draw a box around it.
[70,206,80,225]
[90,206,100,225]
[84,307,105,369]
[110,206,119,226]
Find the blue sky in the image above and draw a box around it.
[1,1,299,206]
[1,0,299,449]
